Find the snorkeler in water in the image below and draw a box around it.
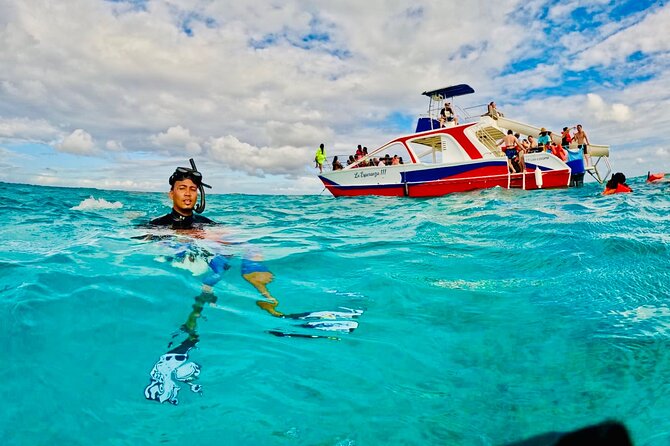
[142,160,363,404]
[150,159,215,229]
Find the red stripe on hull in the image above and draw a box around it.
[409,175,509,197]
[397,123,483,160]
[321,169,571,197]
[508,169,571,189]
[325,184,405,197]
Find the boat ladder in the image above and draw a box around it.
[474,125,505,156]
[585,155,612,184]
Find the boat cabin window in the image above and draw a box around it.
[372,143,408,165]
[408,140,441,164]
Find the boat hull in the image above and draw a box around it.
[320,159,571,198]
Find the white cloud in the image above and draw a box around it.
[207,135,310,177]
[150,125,202,154]
[0,117,61,141]
[0,0,668,191]
[571,4,670,70]
[585,93,632,123]
[105,140,125,152]
[56,129,97,155]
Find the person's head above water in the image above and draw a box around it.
[168,159,211,215]
[148,159,215,229]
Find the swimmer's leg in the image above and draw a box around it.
[179,290,218,343]
[172,254,231,346]
[241,250,284,317]
[201,254,232,289]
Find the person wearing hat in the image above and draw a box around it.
[150,159,215,229]
[537,127,551,150]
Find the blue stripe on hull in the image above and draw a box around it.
[322,161,508,191]
[402,161,507,183]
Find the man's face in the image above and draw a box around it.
[169,178,198,215]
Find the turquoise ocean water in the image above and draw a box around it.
[1,179,669,445]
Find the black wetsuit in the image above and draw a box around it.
[150,209,215,229]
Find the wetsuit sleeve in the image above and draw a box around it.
[149,214,173,226]
[195,215,216,224]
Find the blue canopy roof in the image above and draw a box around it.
[421,84,475,99]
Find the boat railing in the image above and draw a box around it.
[318,153,349,172]
[319,153,407,172]
[459,103,489,123]
[419,105,488,126]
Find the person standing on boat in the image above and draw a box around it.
[561,127,573,151]
[573,124,591,166]
[315,143,327,173]
[501,130,523,173]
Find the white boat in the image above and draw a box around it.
[319,84,611,197]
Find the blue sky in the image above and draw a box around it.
[0,0,669,194]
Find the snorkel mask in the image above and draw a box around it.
[169,159,211,214]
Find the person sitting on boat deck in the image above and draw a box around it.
[514,133,527,172]
[150,160,215,230]
[347,155,355,166]
[391,155,400,165]
[537,128,551,151]
[355,145,363,157]
[377,158,385,167]
[527,135,540,153]
[485,101,504,119]
[314,143,327,173]
[399,156,404,165]
[573,124,591,166]
[439,102,458,127]
[501,130,523,173]
[332,156,343,171]
[603,172,632,195]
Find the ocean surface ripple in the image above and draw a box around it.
[1,179,669,445]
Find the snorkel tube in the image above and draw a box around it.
[189,158,210,214]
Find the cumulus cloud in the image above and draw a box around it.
[105,140,125,152]
[0,117,61,141]
[207,135,310,177]
[56,129,97,155]
[585,93,632,123]
[0,0,668,191]
[150,125,202,154]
